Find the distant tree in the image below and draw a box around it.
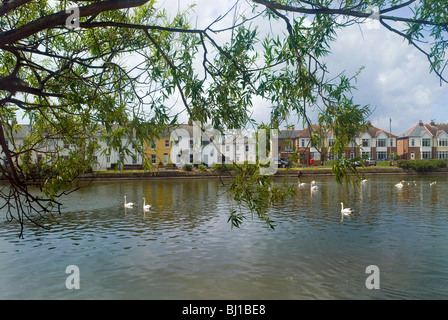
[0,0,446,235]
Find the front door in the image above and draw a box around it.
[411,152,415,160]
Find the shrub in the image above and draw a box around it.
[182,164,192,171]
[397,159,446,172]
[211,163,236,172]
[198,164,207,171]
[376,160,390,167]
[323,160,337,166]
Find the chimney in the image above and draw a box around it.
[418,120,423,126]
[430,120,436,126]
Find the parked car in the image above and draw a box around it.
[273,158,290,168]
[365,158,376,166]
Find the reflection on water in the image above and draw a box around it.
[1,174,448,299]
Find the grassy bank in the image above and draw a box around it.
[77,165,415,181]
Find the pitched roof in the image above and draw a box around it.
[278,129,303,139]
[356,122,397,138]
[398,121,448,139]
[297,124,326,138]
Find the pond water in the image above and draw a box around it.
[1,174,448,299]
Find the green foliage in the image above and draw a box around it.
[397,159,446,172]
[331,157,365,185]
[182,164,192,171]
[323,160,337,166]
[228,163,294,229]
[376,160,391,167]
[2,0,447,234]
[211,163,237,172]
[198,164,207,171]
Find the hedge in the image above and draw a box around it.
[323,160,337,166]
[376,160,391,167]
[397,159,446,172]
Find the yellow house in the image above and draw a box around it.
[143,132,172,166]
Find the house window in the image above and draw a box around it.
[377,139,386,147]
[106,154,110,163]
[226,145,230,152]
[151,140,156,150]
[301,139,305,147]
[376,151,387,160]
[438,151,448,160]
[246,145,249,152]
[362,151,370,159]
[350,152,354,159]
[189,139,193,149]
[422,138,431,147]
[362,139,369,147]
[422,151,432,159]
[439,139,448,147]
[189,154,193,163]
[151,154,156,164]
[132,139,137,149]
[236,145,240,151]
[390,139,394,147]
[411,139,415,147]
[283,140,291,151]
[165,139,170,148]
[328,139,335,147]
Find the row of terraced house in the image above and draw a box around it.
[279,120,448,165]
[3,120,448,171]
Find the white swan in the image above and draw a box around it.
[395,181,404,188]
[143,197,151,211]
[340,202,353,215]
[298,182,307,187]
[311,181,318,191]
[430,181,437,186]
[124,196,134,208]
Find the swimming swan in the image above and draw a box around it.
[311,181,318,191]
[395,181,404,188]
[340,202,353,215]
[143,197,151,211]
[124,196,134,208]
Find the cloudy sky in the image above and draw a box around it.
[162,0,448,135]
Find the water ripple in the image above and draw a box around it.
[1,176,448,299]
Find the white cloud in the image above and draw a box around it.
[163,1,448,134]
[325,18,448,134]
